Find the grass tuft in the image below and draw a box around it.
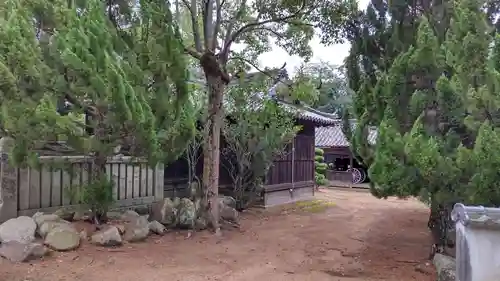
[294,199,336,213]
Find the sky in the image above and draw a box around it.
[257,37,352,74]
[256,0,370,75]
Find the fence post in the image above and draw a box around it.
[0,151,19,223]
[154,163,164,201]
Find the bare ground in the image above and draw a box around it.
[0,188,436,281]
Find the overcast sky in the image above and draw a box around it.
[257,37,352,74]
[256,0,370,75]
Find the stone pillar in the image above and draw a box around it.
[0,137,18,222]
[154,163,164,201]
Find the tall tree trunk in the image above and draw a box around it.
[203,73,225,235]
[200,50,230,235]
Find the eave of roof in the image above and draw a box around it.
[452,203,500,230]
[189,68,339,126]
[277,100,339,126]
[315,122,378,147]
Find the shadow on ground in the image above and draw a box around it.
[0,188,436,281]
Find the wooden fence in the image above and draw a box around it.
[266,135,315,187]
[0,154,164,222]
[326,170,352,182]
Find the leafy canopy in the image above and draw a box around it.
[177,0,358,72]
[222,75,300,207]
[355,0,500,208]
[0,0,195,167]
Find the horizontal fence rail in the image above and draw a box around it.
[0,154,164,222]
[326,170,353,182]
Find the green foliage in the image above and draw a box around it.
[315,172,327,186]
[222,79,300,209]
[314,147,327,186]
[301,61,352,114]
[287,75,320,102]
[347,0,500,211]
[0,0,194,220]
[272,68,321,103]
[67,174,115,216]
[368,118,419,198]
[465,122,500,205]
[175,0,357,75]
[174,0,357,230]
[0,0,193,162]
[294,199,335,213]
[315,163,327,173]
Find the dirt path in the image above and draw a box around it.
[0,188,436,281]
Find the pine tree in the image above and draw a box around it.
[357,17,442,198]
[345,0,453,170]
[346,1,415,170]
[0,0,194,223]
[450,0,500,206]
[0,0,60,163]
[349,0,500,251]
[367,14,467,209]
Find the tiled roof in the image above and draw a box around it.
[224,90,338,126]
[315,122,378,147]
[452,203,500,230]
[278,101,339,126]
[190,68,338,126]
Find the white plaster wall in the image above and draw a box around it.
[464,225,500,281]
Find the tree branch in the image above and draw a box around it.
[254,27,285,39]
[62,69,97,116]
[220,0,248,64]
[62,93,97,116]
[181,0,203,52]
[229,56,288,83]
[220,0,307,63]
[174,0,181,23]
[184,46,203,60]
[211,0,226,51]
[202,0,215,50]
